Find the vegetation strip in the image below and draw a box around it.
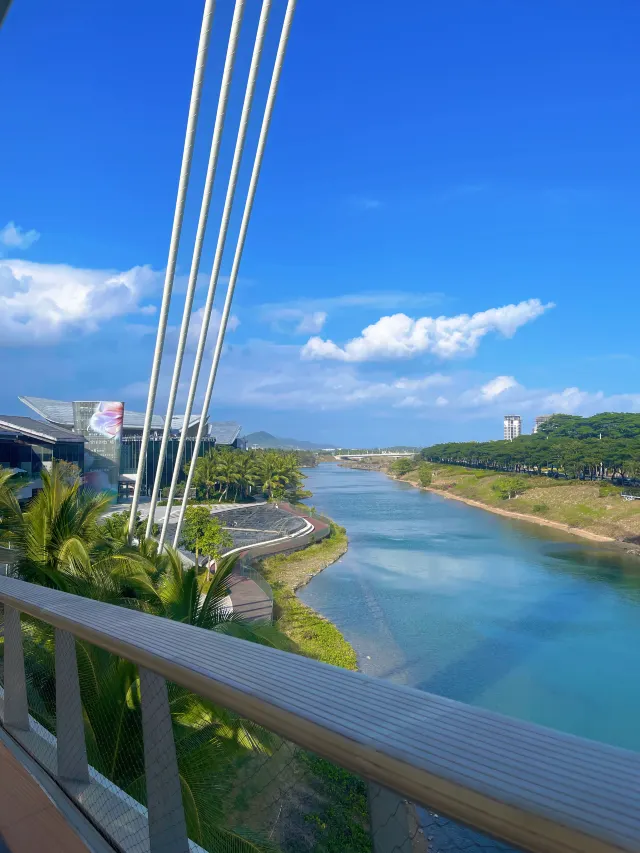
[370,451,640,548]
[258,516,354,669]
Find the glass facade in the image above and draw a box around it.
[120,436,216,495]
[0,437,84,477]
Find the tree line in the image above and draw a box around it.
[184,447,311,503]
[420,413,640,481]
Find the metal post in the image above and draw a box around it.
[3,606,29,731]
[139,667,189,853]
[55,629,89,783]
[369,783,428,853]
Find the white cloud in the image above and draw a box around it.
[263,307,327,335]
[302,299,554,362]
[541,386,604,413]
[480,375,519,400]
[296,311,327,334]
[436,396,449,407]
[260,291,445,340]
[0,222,40,251]
[0,259,159,345]
[182,306,240,352]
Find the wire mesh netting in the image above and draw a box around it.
[0,610,525,853]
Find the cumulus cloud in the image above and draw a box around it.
[0,222,40,251]
[0,259,158,345]
[301,299,554,362]
[479,375,519,400]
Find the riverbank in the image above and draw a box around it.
[258,518,356,669]
[390,463,640,551]
[415,482,617,542]
[337,457,640,549]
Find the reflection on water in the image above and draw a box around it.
[299,464,640,752]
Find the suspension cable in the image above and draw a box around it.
[171,0,298,548]
[144,0,249,539]
[158,0,280,547]
[127,0,216,541]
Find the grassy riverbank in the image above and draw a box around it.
[258,519,356,669]
[406,463,640,544]
[340,457,640,545]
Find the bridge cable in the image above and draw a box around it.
[144,0,249,539]
[170,0,299,548]
[127,0,216,541]
[158,0,284,547]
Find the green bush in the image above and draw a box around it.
[417,463,432,487]
[532,503,549,514]
[491,476,530,500]
[389,457,416,477]
[599,483,620,498]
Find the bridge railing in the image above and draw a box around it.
[0,574,639,853]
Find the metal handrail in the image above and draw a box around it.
[0,574,639,853]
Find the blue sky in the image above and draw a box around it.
[1,0,639,447]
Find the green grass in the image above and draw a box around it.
[260,522,356,670]
[404,462,640,540]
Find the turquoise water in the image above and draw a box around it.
[299,464,640,751]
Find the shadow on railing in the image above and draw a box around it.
[0,575,639,853]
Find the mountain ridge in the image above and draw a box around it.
[243,430,335,451]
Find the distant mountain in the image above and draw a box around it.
[243,431,335,451]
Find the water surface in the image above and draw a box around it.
[299,464,640,751]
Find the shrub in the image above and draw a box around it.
[599,483,620,498]
[532,503,549,514]
[417,463,432,487]
[491,476,530,500]
[389,457,416,477]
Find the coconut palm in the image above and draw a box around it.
[189,452,219,501]
[1,466,283,851]
[234,451,257,501]
[0,466,156,603]
[215,448,240,503]
[256,451,289,500]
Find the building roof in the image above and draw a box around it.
[0,416,84,444]
[209,421,242,445]
[19,396,202,432]
[18,397,240,445]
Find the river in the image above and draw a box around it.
[299,463,640,752]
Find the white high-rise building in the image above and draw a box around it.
[533,414,552,434]
[504,415,522,441]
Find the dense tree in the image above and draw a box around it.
[421,413,640,482]
[181,506,214,568]
[417,463,432,487]
[186,448,308,504]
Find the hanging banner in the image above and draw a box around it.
[72,401,124,496]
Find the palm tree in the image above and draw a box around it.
[215,448,240,503]
[0,466,156,603]
[1,466,283,851]
[234,451,257,501]
[256,451,289,500]
[188,452,219,501]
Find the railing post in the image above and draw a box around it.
[3,606,29,731]
[55,629,89,783]
[139,667,189,853]
[369,783,428,853]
